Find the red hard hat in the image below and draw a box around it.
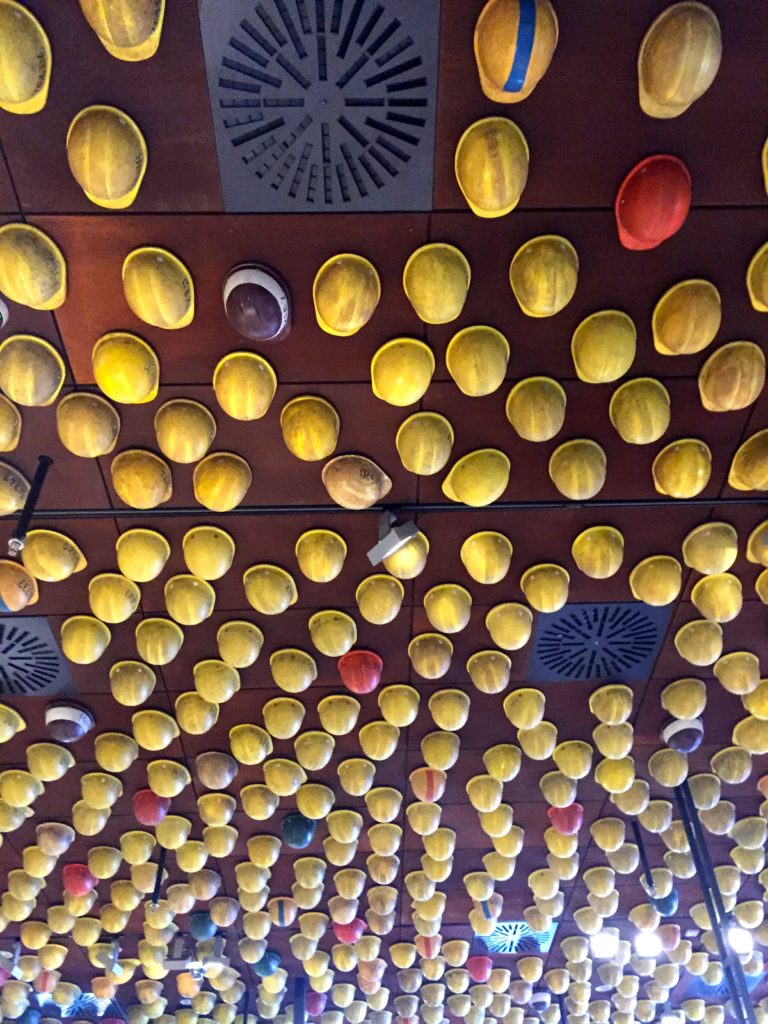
[62,862,98,896]
[337,648,383,695]
[306,993,327,1017]
[547,801,584,835]
[467,954,493,982]
[133,787,171,826]
[333,917,366,944]
[615,155,691,250]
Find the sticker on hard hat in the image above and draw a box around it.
[504,0,537,92]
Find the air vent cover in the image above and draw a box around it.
[476,921,558,956]
[527,602,671,684]
[199,0,440,211]
[0,617,73,697]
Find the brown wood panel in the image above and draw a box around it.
[34,213,428,384]
[0,0,222,213]
[435,0,768,211]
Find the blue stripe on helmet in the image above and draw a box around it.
[504,0,537,93]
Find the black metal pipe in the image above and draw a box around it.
[9,455,53,554]
[630,819,656,896]
[150,847,167,907]
[7,494,768,521]
[675,780,756,1024]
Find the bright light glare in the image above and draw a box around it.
[661,1012,681,1024]
[590,930,620,959]
[634,931,662,958]
[727,924,754,956]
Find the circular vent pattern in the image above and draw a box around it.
[0,619,68,697]
[533,603,664,683]
[214,0,433,208]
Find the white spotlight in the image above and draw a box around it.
[727,924,754,957]
[634,931,662,958]
[590,929,619,959]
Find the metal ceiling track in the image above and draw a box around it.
[11,496,768,520]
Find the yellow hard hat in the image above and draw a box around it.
[509,235,577,318]
[571,525,624,579]
[0,701,25,743]
[288,540,348,601]
[729,428,768,491]
[270,648,317,693]
[116,528,170,582]
[27,741,75,782]
[183,526,234,580]
[446,326,509,397]
[21,529,86,582]
[652,279,721,355]
[318,694,360,736]
[747,240,768,312]
[455,117,529,217]
[216,620,263,668]
[409,634,454,680]
[403,243,470,324]
[629,555,682,606]
[322,454,391,509]
[78,0,166,61]
[711,745,751,785]
[61,615,111,664]
[505,376,566,442]
[0,393,21,452]
[733,716,768,755]
[313,254,380,336]
[652,438,711,498]
[175,692,219,736]
[194,660,240,704]
[0,334,64,408]
[638,2,721,119]
[355,573,405,624]
[485,603,532,650]
[0,223,65,310]
[193,452,252,511]
[94,731,139,773]
[165,575,215,626]
[661,678,707,720]
[520,563,569,612]
[519,720,557,760]
[0,0,51,114]
[213,352,276,422]
[230,723,272,767]
[548,439,606,499]
[474,0,558,103]
[0,458,29,514]
[132,709,179,752]
[67,106,147,209]
[424,584,472,634]
[698,341,765,412]
[395,411,454,476]
[280,395,339,461]
[442,448,510,507]
[111,449,172,509]
[56,393,120,458]
[88,572,140,623]
[308,610,357,657]
[135,617,184,665]
[674,619,723,666]
[748,520,768,571]
[371,338,434,406]
[295,730,334,771]
[263,696,305,739]
[122,246,193,329]
[467,650,512,694]
[381,530,428,579]
[93,332,159,404]
[243,564,297,615]
[553,740,592,781]
[154,400,216,464]
[609,378,670,444]
[460,530,512,584]
[691,573,742,623]
[571,310,636,383]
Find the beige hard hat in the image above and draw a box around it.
[652,279,721,356]
[729,428,768,491]
[698,341,765,413]
[322,454,391,509]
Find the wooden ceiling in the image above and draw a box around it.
[0,1,767,1023]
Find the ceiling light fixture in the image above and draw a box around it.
[590,929,620,959]
[726,922,754,957]
[634,931,663,958]
[366,510,419,566]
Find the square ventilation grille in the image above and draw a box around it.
[0,617,74,697]
[198,0,441,211]
[475,921,558,956]
[526,602,672,684]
